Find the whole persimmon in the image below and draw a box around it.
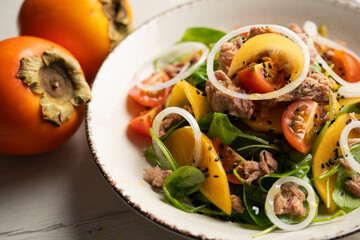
[0,36,92,156]
[18,0,132,82]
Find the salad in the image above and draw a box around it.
[127,21,360,236]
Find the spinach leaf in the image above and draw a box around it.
[164,166,205,198]
[281,138,307,162]
[179,27,226,48]
[243,183,272,227]
[332,144,360,211]
[185,61,219,91]
[205,113,242,145]
[162,166,206,213]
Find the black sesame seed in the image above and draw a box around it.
[321,163,325,169]
[289,123,295,127]
[267,74,272,78]
[202,92,207,97]
[274,88,277,90]
[205,173,209,178]
[336,141,340,147]
[269,129,274,133]
[347,177,353,180]
[326,162,330,167]
[262,62,266,68]
[196,90,200,95]
[339,67,343,71]
[263,72,267,78]
[228,149,233,154]
[203,168,209,173]
[341,191,345,195]
[213,175,219,178]
[219,154,225,159]
[341,95,345,99]
[220,143,224,149]
[226,170,232,174]
[243,61,245,64]
[346,119,352,124]
[208,146,212,150]
[314,123,318,127]
[267,120,272,124]
[315,130,320,134]
[315,113,318,119]
[215,158,220,162]
[341,73,345,77]
[319,63,323,66]
[232,164,237,169]
[250,116,256,121]
[264,68,267,73]
[296,107,300,111]
[268,63,272,69]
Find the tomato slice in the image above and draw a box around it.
[237,61,286,93]
[282,100,322,154]
[212,136,245,184]
[129,105,163,137]
[332,50,360,83]
[129,71,171,107]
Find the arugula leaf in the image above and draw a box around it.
[179,27,226,48]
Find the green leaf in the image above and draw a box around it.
[311,60,322,73]
[164,166,205,199]
[149,128,179,171]
[206,113,242,145]
[337,102,360,118]
[332,144,360,211]
[179,27,226,48]
[281,138,307,162]
[144,145,165,170]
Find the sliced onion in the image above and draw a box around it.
[304,21,360,97]
[340,121,360,173]
[206,24,310,100]
[136,42,209,92]
[151,107,202,169]
[265,176,317,231]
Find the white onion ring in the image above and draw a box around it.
[265,176,317,231]
[152,107,202,169]
[339,120,360,173]
[136,42,209,92]
[304,21,360,97]
[206,24,310,100]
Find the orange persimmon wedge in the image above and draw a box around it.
[164,127,232,215]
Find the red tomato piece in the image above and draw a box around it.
[237,61,286,93]
[282,100,322,154]
[129,71,171,107]
[212,136,244,184]
[332,50,360,83]
[129,106,163,137]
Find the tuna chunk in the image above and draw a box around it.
[274,182,306,216]
[247,26,273,39]
[231,195,245,213]
[243,150,278,184]
[158,104,193,138]
[345,175,360,198]
[340,158,354,172]
[205,70,254,119]
[164,53,201,78]
[218,37,243,74]
[143,165,172,188]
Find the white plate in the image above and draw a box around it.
[86,0,360,239]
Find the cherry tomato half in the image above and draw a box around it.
[129,71,171,108]
[332,50,360,83]
[212,136,244,184]
[129,106,163,137]
[282,100,322,154]
[237,61,286,93]
[0,36,90,156]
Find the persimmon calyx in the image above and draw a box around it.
[100,0,133,50]
[16,48,92,127]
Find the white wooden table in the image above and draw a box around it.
[0,1,359,239]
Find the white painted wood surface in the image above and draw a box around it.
[0,1,359,239]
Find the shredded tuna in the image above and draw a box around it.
[247,26,273,39]
[349,138,360,146]
[218,37,243,74]
[345,175,360,198]
[231,195,245,213]
[164,53,200,78]
[158,104,193,138]
[274,182,306,216]
[205,70,254,119]
[340,158,354,172]
[143,165,172,188]
[288,23,304,34]
[243,150,278,184]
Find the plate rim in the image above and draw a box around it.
[85,0,360,239]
